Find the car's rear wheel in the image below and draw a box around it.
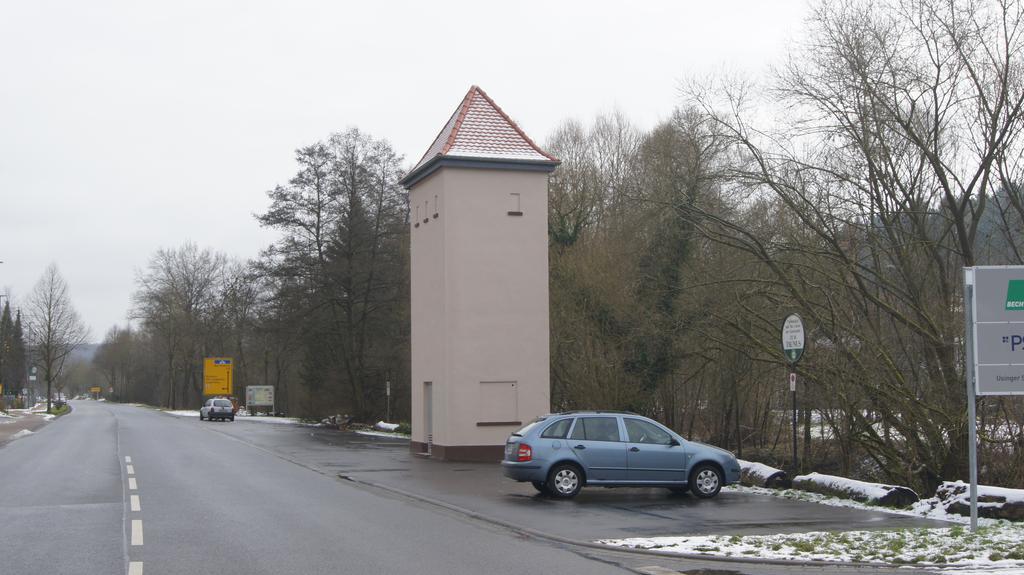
[689,463,723,498]
[531,481,551,496]
[546,463,583,499]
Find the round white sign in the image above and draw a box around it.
[781,314,805,364]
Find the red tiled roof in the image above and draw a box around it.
[409,86,558,176]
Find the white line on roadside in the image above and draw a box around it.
[131,520,143,546]
[128,562,143,575]
[130,495,141,512]
[126,464,135,475]
[125,456,132,464]
[128,477,137,490]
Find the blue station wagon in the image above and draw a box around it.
[502,411,741,499]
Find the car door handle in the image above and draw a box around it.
[573,444,586,450]
[629,447,640,452]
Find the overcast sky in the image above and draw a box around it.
[0,0,808,340]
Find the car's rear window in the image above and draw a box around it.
[213,400,232,407]
[512,417,546,437]
[541,418,573,439]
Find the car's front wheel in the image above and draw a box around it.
[689,463,723,499]
[546,463,583,499]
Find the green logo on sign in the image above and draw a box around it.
[1007,280,1024,310]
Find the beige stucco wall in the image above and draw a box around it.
[409,166,551,450]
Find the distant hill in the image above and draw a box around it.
[70,343,101,364]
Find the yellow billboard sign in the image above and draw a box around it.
[89,386,102,394]
[203,358,233,396]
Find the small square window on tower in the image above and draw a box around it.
[508,193,523,216]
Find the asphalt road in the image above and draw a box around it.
[0,402,944,575]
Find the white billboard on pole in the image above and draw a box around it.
[967,266,1024,395]
[246,385,275,406]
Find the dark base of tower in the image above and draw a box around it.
[410,441,504,462]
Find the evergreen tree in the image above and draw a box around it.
[0,302,11,396]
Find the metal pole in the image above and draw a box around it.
[964,270,979,531]
[791,371,798,473]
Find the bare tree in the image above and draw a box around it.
[25,264,89,413]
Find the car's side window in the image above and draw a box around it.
[541,418,573,439]
[569,419,586,440]
[625,419,673,445]
[576,417,620,442]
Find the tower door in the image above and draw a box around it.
[423,382,433,455]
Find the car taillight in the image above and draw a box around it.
[517,444,532,462]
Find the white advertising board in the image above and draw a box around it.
[246,385,275,406]
[967,266,1024,395]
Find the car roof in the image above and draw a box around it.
[551,410,639,416]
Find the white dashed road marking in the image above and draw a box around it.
[128,561,143,575]
[125,456,132,464]
[131,520,144,546]
[126,464,135,475]
[128,477,137,490]
[130,494,141,512]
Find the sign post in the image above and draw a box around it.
[203,358,234,397]
[963,266,1024,532]
[781,314,806,473]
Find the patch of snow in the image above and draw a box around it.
[235,415,304,425]
[355,430,410,439]
[374,421,400,432]
[10,429,34,440]
[725,484,1008,527]
[599,522,1024,569]
[162,408,309,426]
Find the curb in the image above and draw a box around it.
[338,473,938,571]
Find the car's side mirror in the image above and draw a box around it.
[669,438,680,447]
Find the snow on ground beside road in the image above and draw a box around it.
[355,430,410,439]
[374,421,400,431]
[162,409,308,425]
[234,414,305,425]
[600,485,1024,570]
[6,409,56,421]
[599,523,1024,569]
[10,430,34,440]
[727,485,964,523]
